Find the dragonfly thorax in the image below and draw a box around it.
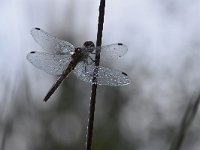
[72,48,88,62]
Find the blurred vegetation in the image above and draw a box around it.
[1,0,200,150]
[1,61,200,150]
[0,71,133,150]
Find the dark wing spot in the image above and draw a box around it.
[118,43,123,46]
[35,28,40,30]
[30,51,36,54]
[122,72,128,76]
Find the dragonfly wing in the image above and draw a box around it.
[27,51,71,75]
[73,62,130,86]
[31,28,75,53]
[96,43,128,62]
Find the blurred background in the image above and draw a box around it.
[1,0,200,150]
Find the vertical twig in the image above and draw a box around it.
[85,0,105,150]
[169,93,200,150]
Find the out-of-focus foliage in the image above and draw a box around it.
[1,0,200,150]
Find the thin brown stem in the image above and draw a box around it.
[85,0,105,150]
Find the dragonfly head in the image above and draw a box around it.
[83,41,95,53]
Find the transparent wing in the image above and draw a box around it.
[73,62,130,86]
[27,51,71,75]
[31,28,75,53]
[96,43,128,62]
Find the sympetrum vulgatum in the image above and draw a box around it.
[27,28,130,102]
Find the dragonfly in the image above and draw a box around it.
[27,28,130,102]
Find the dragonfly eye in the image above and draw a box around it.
[83,41,95,53]
[83,41,95,49]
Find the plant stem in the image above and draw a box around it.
[85,0,105,150]
[169,93,200,150]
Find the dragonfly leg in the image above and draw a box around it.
[83,58,94,73]
[88,56,95,63]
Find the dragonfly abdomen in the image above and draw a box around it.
[43,54,79,102]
